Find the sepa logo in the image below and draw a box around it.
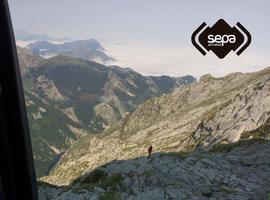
[191,19,251,59]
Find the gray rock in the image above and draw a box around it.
[39,142,270,200]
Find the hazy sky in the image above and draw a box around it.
[8,0,270,78]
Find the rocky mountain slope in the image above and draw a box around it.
[39,140,270,200]
[42,67,270,185]
[27,39,115,64]
[25,91,89,177]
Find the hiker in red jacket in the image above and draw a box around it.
[148,145,153,157]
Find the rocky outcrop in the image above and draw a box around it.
[39,140,270,200]
[43,67,270,185]
[17,46,43,76]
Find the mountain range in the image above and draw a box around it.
[18,46,196,177]
[16,29,116,65]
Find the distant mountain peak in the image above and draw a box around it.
[26,39,114,64]
[15,29,70,42]
[62,39,105,51]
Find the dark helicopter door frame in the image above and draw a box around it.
[0,0,38,199]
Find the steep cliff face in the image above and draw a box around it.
[43,67,270,185]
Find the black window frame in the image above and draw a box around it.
[0,0,38,199]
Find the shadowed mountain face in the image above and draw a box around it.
[39,140,270,199]
[28,55,196,133]
[18,47,196,177]
[43,67,270,185]
[26,39,115,64]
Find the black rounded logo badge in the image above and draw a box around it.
[192,19,251,58]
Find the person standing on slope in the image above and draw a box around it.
[148,145,153,157]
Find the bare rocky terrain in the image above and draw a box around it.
[39,140,270,200]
